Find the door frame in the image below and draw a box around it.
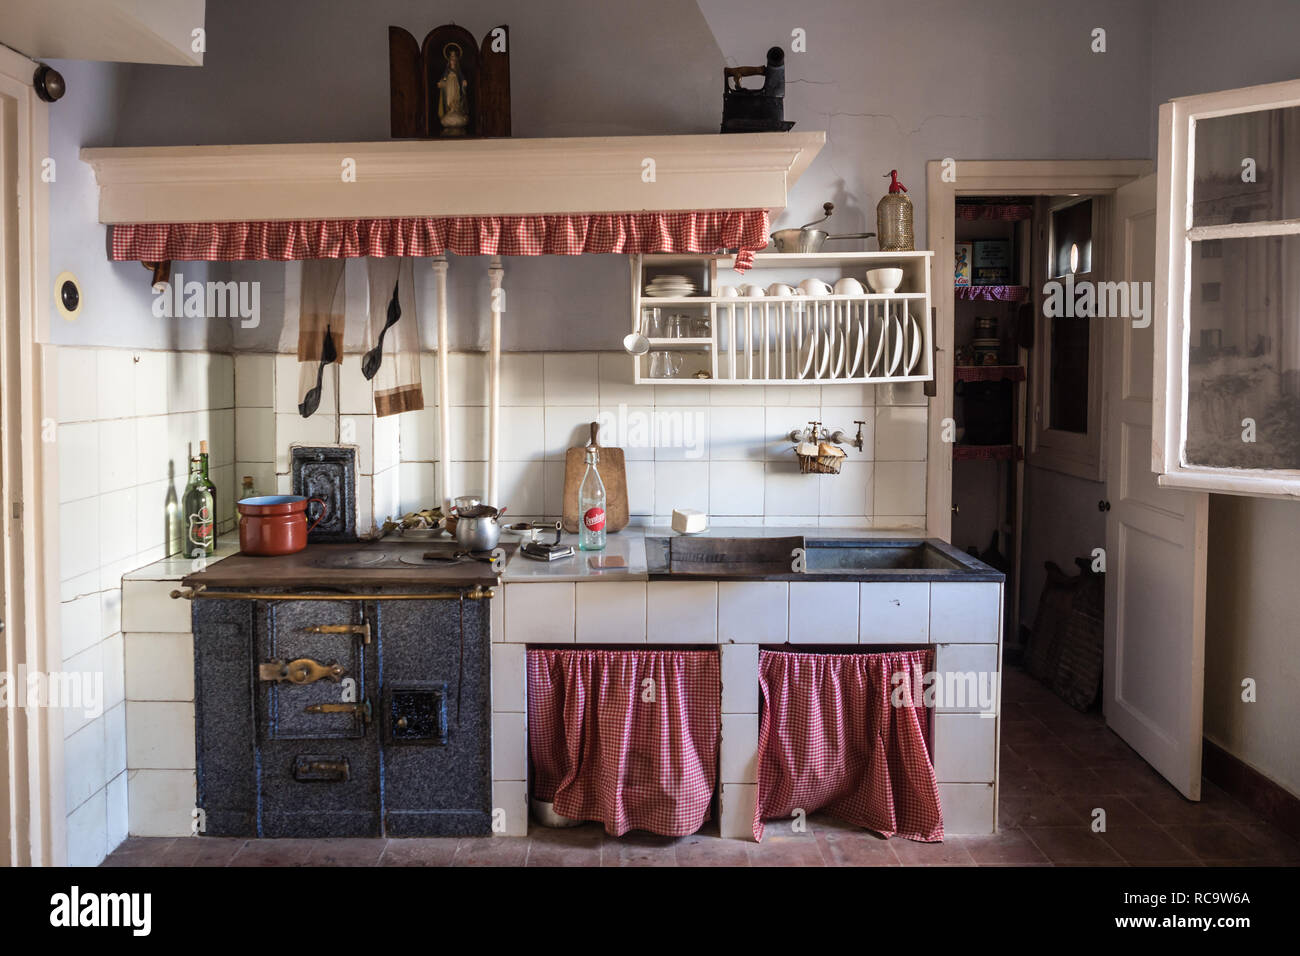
[925,159,1153,541]
[0,42,59,867]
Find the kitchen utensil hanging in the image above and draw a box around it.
[768,202,876,253]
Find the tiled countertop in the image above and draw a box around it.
[122,535,240,582]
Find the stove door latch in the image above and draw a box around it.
[305,699,373,724]
[304,621,372,645]
[258,658,346,684]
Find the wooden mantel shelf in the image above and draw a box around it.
[80,132,826,225]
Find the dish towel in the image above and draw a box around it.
[292,258,346,418]
[527,648,720,837]
[753,648,943,842]
[363,257,424,417]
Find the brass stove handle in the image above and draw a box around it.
[305,700,372,723]
[258,658,345,684]
[304,622,372,645]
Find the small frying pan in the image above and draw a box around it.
[769,202,875,253]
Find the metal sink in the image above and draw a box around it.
[802,541,966,572]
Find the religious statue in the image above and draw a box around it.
[437,42,470,133]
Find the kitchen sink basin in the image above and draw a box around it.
[644,534,999,580]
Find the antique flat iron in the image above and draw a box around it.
[520,522,574,561]
[721,46,795,133]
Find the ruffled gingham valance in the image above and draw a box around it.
[110,209,771,271]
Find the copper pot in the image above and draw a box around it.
[237,495,327,556]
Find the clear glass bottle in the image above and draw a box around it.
[183,455,215,557]
[578,447,606,551]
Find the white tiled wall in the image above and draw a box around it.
[393,351,928,527]
[55,345,234,865]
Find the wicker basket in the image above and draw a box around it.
[795,448,845,475]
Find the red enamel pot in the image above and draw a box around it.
[237,495,327,556]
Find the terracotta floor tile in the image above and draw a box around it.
[1129,786,1230,825]
[1054,795,1155,829]
[229,839,316,867]
[891,836,976,866]
[815,829,900,866]
[307,838,387,866]
[675,832,751,867]
[1032,765,1113,795]
[602,832,679,866]
[746,833,826,866]
[157,837,246,867]
[960,828,1049,865]
[1021,827,1125,864]
[1232,823,1300,864]
[529,823,604,866]
[98,837,176,866]
[1164,824,1264,862]
[380,838,461,866]
[1008,743,1085,771]
[453,836,529,866]
[999,794,1088,828]
[1100,826,1197,865]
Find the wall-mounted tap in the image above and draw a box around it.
[789,420,865,450]
[830,420,866,451]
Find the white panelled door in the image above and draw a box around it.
[1102,174,1209,799]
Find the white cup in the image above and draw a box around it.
[767,282,795,297]
[798,278,831,297]
[833,277,865,295]
[716,284,739,298]
[743,283,767,297]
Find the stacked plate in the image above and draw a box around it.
[643,274,698,297]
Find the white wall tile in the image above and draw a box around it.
[399,406,440,462]
[57,348,98,423]
[764,405,818,460]
[135,415,171,487]
[709,406,768,461]
[104,702,127,780]
[500,352,545,406]
[125,633,195,702]
[122,580,193,633]
[235,407,274,462]
[875,405,928,460]
[234,352,274,408]
[373,412,400,473]
[652,406,709,461]
[132,351,169,418]
[933,643,1000,714]
[721,643,759,713]
[126,701,195,769]
[58,423,99,503]
[504,582,575,643]
[818,462,872,516]
[653,461,708,516]
[931,583,1000,643]
[338,358,373,415]
[446,352,489,405]
[542,460,567,516]
[646,581,717,643]
[103,632,125,710]
[106,770,129,851]
[720,713,759,783]
[763,461,818,517]
[61,593,101,662]
[98,487,138,567]
[491,644,526,713]
[66,788,107,866]
[65,718,108,812]
[544,406,599,460]
[498,459,544,516]
[575,581,646,643]
[624,460,654,516]
[60,498,99,583]
[396,462,438,514]
[96,349,136,420]
[874,461,926,515]
[500,405,546,461]
[934,713,997,783]
[597,405,654,461]
[98,418,138,493]
[718,581,789,644]
[60,641,102,739]
[491,712,527,781]
[275,413,336,472]
[451,405,488,461]
[490,780,528,837]
[709,460,764,516]
[543,352,599,405]
[596,351,641,407]
[937,783,996,834]
[821,383,875,406]
[788,581,859,643]
[859,582,930,643]
[718,782,757,840]
[127,769,196,837]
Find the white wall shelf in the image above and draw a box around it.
[632,251,935,386]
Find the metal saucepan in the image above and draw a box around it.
[769,201,875,253]
[455,504,507,552]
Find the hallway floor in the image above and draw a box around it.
[102,666,1300,867]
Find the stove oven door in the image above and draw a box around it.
[255,599,381,837]
[377,597,492,836]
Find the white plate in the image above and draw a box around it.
[869,309,888,376]
[906,311,924,374]
[849,305,866,377]
[888,314,905,375]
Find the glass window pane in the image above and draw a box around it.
[1192,105,1300,227]
[1049,316,1090,433]
[1186,234,1300,469]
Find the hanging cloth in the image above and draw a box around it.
[363,257,424,417]
[294,258,346,418]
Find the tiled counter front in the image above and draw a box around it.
[495,578,1003,840]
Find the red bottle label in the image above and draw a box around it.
[583,507,606,532]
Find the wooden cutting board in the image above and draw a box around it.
[562,422,629,534]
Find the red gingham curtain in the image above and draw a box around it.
[527,648,720,837]
[753,648,943,842]
[109,210,770,271]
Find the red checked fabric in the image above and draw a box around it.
[753,648,943,842]
[527,648,720,837]
[109,209,770,271]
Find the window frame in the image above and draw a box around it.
[1155,78,1300,498]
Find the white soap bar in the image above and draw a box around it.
[671,508,708,534]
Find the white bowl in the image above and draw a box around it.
[833,277,865,295]
[767,282,795,297]
[865,268,904,294]
[798,278,831,296]
[743,284,767,297]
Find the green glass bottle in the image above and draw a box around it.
[183,454,215,557]
[199,439,217,536]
